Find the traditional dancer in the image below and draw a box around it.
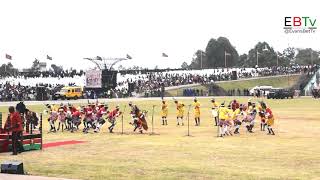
[161,99,168,125]
[48,109,58,132]
[260,102,275,135]
[211,99,219,126]
[245,102,257,133]
[218,102,229,137]
[70,105,81,133]
[258,103,267,131]
[193,98,201,126]
[57,106,67,132]
[107,106,121,133]
[129,102,148,133]
[231,99,240,112]
[94,103,108,133]
[174,100,184,126]
[233,104,244,134]
[225,104,234,136]
[83,104,94,133]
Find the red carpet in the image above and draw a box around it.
[43,140,86,148]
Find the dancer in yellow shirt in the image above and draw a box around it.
[161,99,168,125]
[211,99,219,126]
[193,98,201,126]
[174,100,185,126]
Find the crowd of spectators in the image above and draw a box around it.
[0,65,319,101]
[0,82,63,101]
[0,69,85,79]
[117,65,318,97]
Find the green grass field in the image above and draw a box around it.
[166,75,300,97]
[1,97,320,180]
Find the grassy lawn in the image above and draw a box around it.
[166,75,300,97]
[0,97,320,180]
[217,74,300,91]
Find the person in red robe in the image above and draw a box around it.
[5,106,24,155]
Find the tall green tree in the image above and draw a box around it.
[204,37,239,68]
[181,61,189,69]
[247,42,277,67]
[0,63,18,76]
[281,47,295,66]
[189,50,206,69]
[238,54,248,67]
[295,48,319,65]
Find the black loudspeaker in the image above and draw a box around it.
[101,70,117,89]
[232,71,237,80]
[1,160,24,174]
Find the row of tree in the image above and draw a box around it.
[183,37,320,69]
[0,63,18,77]
[0,59,84,77]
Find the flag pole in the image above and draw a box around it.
[224,51,227,68]
[187,104,191,136]
[256,51,259,67]
[151,105,156,135]
[200,51,203,69]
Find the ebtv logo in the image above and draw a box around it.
[284,16,317,34]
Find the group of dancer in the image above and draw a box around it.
[160,98,275,137]
[45,101,148,134]
[214,99,275,137]
[45,97,275,136]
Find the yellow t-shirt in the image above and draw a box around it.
[176,103,184,117]
[193,102,201,113]
[232,108,241,120]
[218,107,229,120]
[212,102,219,109]
[161,102,168,116]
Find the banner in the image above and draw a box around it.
[86,70,102,88]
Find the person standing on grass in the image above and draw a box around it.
[211,99,219,126]
[174,100,184,126]
[258,103,267,131]
[260,102,275,135]
[218,102,228,137]
[161,99,168,125]
[5,106,24,155]
[57,106,67,132]
[262,103,275,135]
[233,104,243,134]
[245,102,257,133]
[193,98,201,126]
[225,104,234,136]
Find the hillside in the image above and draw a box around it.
[165,74,301,97]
